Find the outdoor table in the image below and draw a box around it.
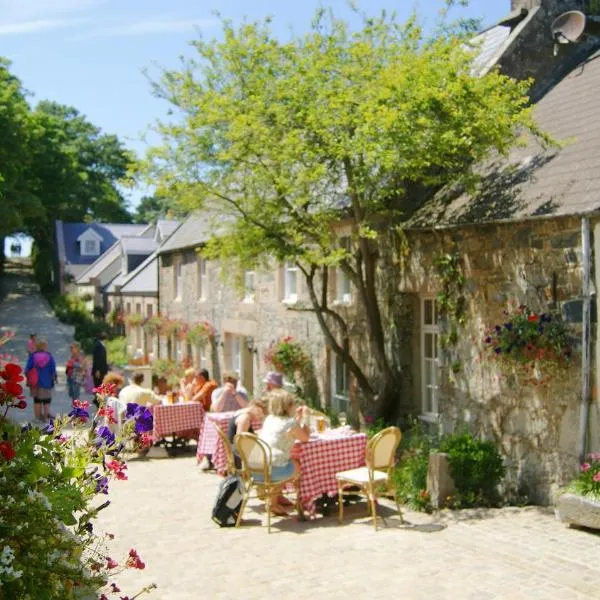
[291,428,367,516]
[197,411,262,472]
[151,402,205,444]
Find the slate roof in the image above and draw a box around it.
[75,242,121,284]
[471,24,512,75]
[55,221,148,266]
[156,212,213,254]
[408,49,600,227]
[156,219,180,242]
[120,236,158,254]
[120,254,158,295]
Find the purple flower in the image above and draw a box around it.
[494,347,502,354]
[21,423,32,433]
[41,419,54,435]
[495,326,501,333]
[134,408,153,434]
[95,426,116,448]
[125,403,143,420]
[94,474,109,494]
[504,323,513,331]
[485,336,492,344]
[68,407,89,422]
[84,522,93,534]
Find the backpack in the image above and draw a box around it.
[26,367,39,388]
[211,475,243,527]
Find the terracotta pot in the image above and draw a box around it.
[555,492,600,530]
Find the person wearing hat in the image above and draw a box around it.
[264,371,284,391]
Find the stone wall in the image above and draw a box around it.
[157,249,340,406]
[400,215,589,504]
[122,294,158,358]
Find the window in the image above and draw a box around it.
[283,262,298,302]
[197,258,207,300]
[83,239,99,255]
[126,302,131,315]
[174,261,182,299]
[135,325,142,350]
[146,304,153,318]
[335,237,352,304]
[230,337,241,376]
[332,354,349,413]
[135,303,141,315]
[243,270,255,301]
[421,297,440,416]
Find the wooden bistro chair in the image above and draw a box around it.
[336,426,403,531]
[213,421,237,476]
[233,433,304,533]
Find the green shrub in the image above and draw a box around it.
[151,359,184,387]
[106,336,129,368]
[392,421,434,512]
[439,431,505,507]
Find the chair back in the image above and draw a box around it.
[214,421,236,475]
[366,426,401,474]
[234,433,272,484]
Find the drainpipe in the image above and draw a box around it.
[578,216,592,463]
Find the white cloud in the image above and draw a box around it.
[104,18,217,36]
[0,17,87,35]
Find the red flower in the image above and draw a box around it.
[72,399,90,409]
[99,595,109,600]
[98,406,117,424]
[93,383,117,397]
[106,557,119,570]
[528,314,538,322]
[3,380,23,398]
[0,441,16,461]
[1,363,22,379]
[16,400,27,409]
[106,459,128,480]
[126,548,145,570]
[110,583,121,592]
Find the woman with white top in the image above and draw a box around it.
[258,389,310,516]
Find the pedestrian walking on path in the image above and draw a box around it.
[25,339,57,422]
[66,341,87,404]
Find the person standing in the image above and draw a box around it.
[26,333,37,356]
[65,342,86,404]
[92,332,109,389]
[25,339,57,422]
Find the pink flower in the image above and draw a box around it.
[581,463,591,472]
[126,548,145,570]
[110,583,121,592]
[72,399,90,409]
[593,472,600,483]
[98,406,117,424]
[106,460,128,480]
[105,557,118,569]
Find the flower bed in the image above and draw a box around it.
[0,336,156,598]
[557,453,600,530]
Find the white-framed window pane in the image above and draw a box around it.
[424,299,434,326]
[244,270,255,299]
[332,354,349,413]
[175,262,182,298]
[197,257,207,300]
[284,262,297,300]
[421,297,440,415]
[232,337,241,376]
[84,240,97,254]
[146,304,153,318]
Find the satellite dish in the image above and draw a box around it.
[551,10,587,44]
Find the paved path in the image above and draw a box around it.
[98,456,600,600]
[4,261,600,599]
[0,260,74,423]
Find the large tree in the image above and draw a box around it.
[146,9,544,420]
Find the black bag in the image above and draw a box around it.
[212,475,243,527]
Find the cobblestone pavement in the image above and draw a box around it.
[98,455,600,600]
[0,260,74,423]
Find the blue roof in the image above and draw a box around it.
[56,221,148,266]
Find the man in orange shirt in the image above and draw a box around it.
[191,368,218,411]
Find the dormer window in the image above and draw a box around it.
[77,228,103,257]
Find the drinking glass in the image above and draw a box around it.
[338,412,347,427]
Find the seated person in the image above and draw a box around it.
[179,368,196,402]
[255,389,310,516]
[119,372,162,406]
[102,372,125,397]
[152,375,170,396]
[227,399,268,443]
[211,372,248,412]
[191,368,218,410]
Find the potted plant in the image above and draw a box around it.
[143,315,164,335]
[483,305,574,385]
[186,321,216,347]
[124,313,145,327]
[263,336,311,384]
[556,454,600,530]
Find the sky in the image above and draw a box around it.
[1,0,509,256]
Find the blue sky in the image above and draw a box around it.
[1,0,509,255]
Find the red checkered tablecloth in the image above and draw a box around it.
[151,403,205,443]
[291,432,367,516]
[197,411,263,471]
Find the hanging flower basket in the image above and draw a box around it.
[143,315,164,335]
[107,309,124,327]
[160,318,185,338]
[186,321,216,347]
[124,313,144,327]
[483,305,574,385]
[264,336,311,383]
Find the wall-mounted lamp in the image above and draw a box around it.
[246,336,258,354]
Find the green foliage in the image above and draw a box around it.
[151,359,184,387]
[106,336,129,368]
[365,417,388,438]
[567,453,600,499]
[133,194,185,224]
[144,7,545,417]
[392,421,435,512]
[434,252,466,351]
[484,305,573,384]
[439,431,505,507]
[263,337,311,383]
[49,293,111,353]
[185,321,216,347]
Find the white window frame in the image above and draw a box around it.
[82,239,100,256]
[230,337,242,377]
[331,353,349,414]
[283,261,298,303]
[335,237,352,304]
[146,304,153,318]
[174,260,182,300]
[243,269,255,302]
[421,296,440,418]
[197,257,207,301]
